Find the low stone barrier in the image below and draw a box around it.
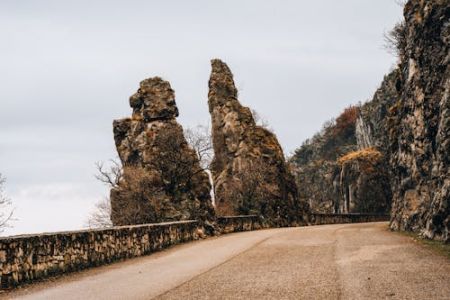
[217,215,262,233]
[0,213,389,289]
[310,213,389,225]
[0,220,199,289]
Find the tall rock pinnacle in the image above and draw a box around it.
[208,59,308,226]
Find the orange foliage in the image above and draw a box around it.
[338,148,383,174]
[338,147,382,165]
[333,105,359,137]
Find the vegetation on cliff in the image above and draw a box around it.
[338,148,383,170]
[292,0,449,242]
[290,66,400,215]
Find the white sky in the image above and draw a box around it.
[0,0,403,236]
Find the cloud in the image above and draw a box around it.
[2,183,104,236]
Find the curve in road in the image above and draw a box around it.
[5,222,450,300]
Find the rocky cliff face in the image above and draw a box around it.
[293,159,341,213]
[290,106,356,213]
[291,75,396,214]
[338,148,391,214]
[111,77,214,227]
[356,70,400,153]
[208,59,307,226]
[292,0,449,241]
[388,0,449,242]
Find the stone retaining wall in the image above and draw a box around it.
[0,214,389,289]
[0,221,199,289]
[216,215,262,233]
[310,213,389,225]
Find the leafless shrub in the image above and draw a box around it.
[86,160,122,228]
[384,21,407,57]
[91,125,211,226]
[394,0,407,7]
[90,160,166,226]
[251,109,274,131]
[184,124,216,204]
[149,126,206,200]
[95,159,123,188]
[0,173,14,233]
[184,124,213,170]
[86,197,113,228]
[110,165,167,225]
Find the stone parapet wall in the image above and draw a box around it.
[0,221,199,289]
[0,214,389,289]
[217,215,263,233]
[310,213,389,225]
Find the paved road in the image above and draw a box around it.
[5,222,450,300]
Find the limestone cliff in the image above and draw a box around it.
[388,0,449,242]
[292,0,449,242]
[291,75,396,214]
[208,59,307,226]
[292,159,341,213]
[111,77,214,227]
[338,148,391,214]
[356,70,400,153]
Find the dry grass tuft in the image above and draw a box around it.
[338,147,383,165]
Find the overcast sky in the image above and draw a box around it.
[0,0,403,236]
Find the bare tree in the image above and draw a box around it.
[86,160,121,228]
[110,165,167,225]
[0,173,14,233]
[94,159,123,188]
[148,125,210,202]
[86,161,118,228]
[91,125,212,227]
[184,124,213,170]
[184,124,216,204]
[86,197,113,228]
[394,0,407,7]
[384,21,407,57]
[89,160,165,227]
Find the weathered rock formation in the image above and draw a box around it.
[293,159,341,213]
[338,148,391,214]
[291,105,356,213]
[208,59,307,226]
[292,0,449,242]
[356,70,400,153]
[291,77,396,214]
[388,0,449,242]
[111,77,214,226]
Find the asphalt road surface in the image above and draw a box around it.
[5,222,450,300]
